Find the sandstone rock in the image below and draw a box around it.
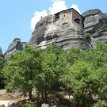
[83,9,103,33]
[4,9,107,56]
[5,38,23,59]
[29,8,88,50]
[91,29,107,48]
[0,47,3,57]
[83,9,107,48]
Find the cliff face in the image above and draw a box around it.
[4,9,107,58]
[29,9,88,50]
[5,38,24,59]
[83,9,107,48]
[0,47,3,57]
[83,9,103,33]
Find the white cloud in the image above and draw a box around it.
[31,1,80,31]
[50,0,65,2]
[31,10,47,31]
[71,4,80,13]
[49,0,67,14]
[31,0,67,31]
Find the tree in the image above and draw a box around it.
[3,45,40,100]
[92,100,107,107]
[66,42,107,107]
[0,57,6,89]
[65,60,95,107]
[35,44,67,102]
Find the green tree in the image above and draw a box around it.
[0,105,5,107]
[24,100,35,107]
[92,100,107,107]
[35,44,67,102]
[66,60,95,107]
[67,42,107,107]
[3,45,40,100]
[0,57,6,89]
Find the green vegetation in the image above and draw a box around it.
[1,42,107,107]
[0,105,5,107]
[97,24,107,32]
[0,57,6,89]
[3,45,40,100]
[84,32,92,39]
[23,100,35,107]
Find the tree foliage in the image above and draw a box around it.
[0,57,6,88]
[35,44,67,101]
[3,45,40,100]
[2,42,107,106]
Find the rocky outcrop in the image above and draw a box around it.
[5,38,25,59]
[4,9,107,57]
[0,47,3,57]
[83,9,107,48]
[83,9,103,33]
[29,9,88,50]
[91,29,107,48]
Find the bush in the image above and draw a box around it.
[84,32,91,39]
[92,100,107,107]
[0,105,6,107]
[23,100,36,107]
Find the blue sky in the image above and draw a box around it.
[0,0,107,53]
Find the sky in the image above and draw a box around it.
[0,0,107,53]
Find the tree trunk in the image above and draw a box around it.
[42,92,44,99]
[44,90,48,103]
[29,90,32,100]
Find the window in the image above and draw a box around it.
[74,18,80,24]
[55,13,60,20]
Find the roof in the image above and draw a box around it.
[54,8,83,18]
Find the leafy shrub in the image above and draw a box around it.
[92,100,107,107]
[23,100,36,107]
[0,105,6,107]
[84,32,91,39]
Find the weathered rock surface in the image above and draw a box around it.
[83,9,103,33]
[83,9,107,47]
[5,38,25,59]
[29,9,88,50]
[0,47,3,57]
[91,29,107,48]
[4,9,107,57]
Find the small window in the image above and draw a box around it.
[74,18,80,24]
[55,13,60,20]
[64,15,65,17]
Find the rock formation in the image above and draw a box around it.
[5,38,25,59]
[4,8,107,58]
[29,8,88,50]
[83,9,107,48]
[0,47,3,57]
